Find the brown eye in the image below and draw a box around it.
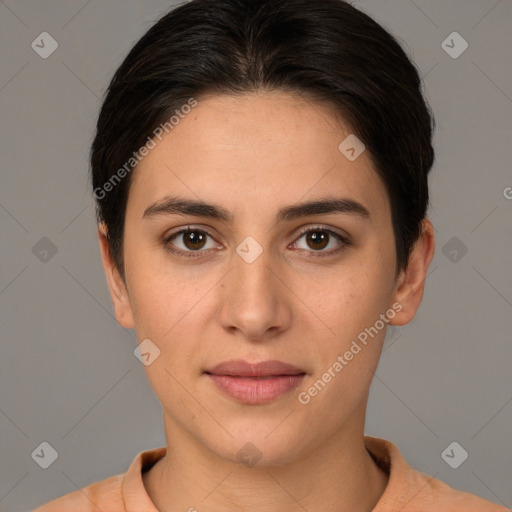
[293,227,351,256]
[165,228,218,257]
[181,230,207,250]
[305,231,329,250]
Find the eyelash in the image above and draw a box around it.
[163,225,352,259]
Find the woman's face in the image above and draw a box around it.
[103,91,421,465]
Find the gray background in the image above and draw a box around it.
[0,0,511,511]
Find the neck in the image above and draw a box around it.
[143,412,389,512]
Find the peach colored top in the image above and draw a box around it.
[33,436,508,511]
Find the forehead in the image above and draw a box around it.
[127,91,390,225]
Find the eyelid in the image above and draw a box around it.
[290,225,352,255]
[164,225,221,258]
[163,224,352,258]
[294,224,351,243]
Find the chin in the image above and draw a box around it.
[210,425,307,468]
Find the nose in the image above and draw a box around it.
[217,243,292,343]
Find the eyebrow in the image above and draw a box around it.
[142,195,370,223]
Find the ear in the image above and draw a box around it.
[389,218,435,326]
[97,223,135,329]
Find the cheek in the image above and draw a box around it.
[309,263,393,336]
[299,260,395,401]
[296,268,393,414]
[126,269,205,391]
[122,234,191,334]
[128,272,199,340]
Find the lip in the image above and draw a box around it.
[206,359,305,377]
[205,359,306,405]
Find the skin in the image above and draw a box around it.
[98,91,435,512]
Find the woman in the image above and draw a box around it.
[34,0,507,510]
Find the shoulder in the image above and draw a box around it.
[32,473,125,512]
[408,468,508,511]
[364,436,508,512]
[31,446,165,512]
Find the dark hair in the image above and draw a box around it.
[91,0,435,279]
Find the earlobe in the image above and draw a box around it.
[389,219,436,326]
[97,223,135,329]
